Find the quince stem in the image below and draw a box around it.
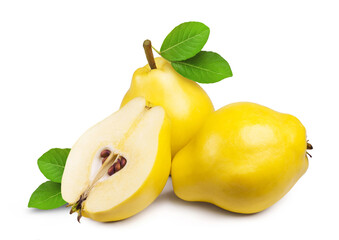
[143,40,157,70]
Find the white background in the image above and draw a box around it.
[1,0,338,239]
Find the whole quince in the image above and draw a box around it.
[121,57,214,156]
[171,102,310,214]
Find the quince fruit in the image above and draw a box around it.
[121,57,214,156]
[61,97,171,222]
[171,102,310,214]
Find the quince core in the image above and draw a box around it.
[61,97,171,222]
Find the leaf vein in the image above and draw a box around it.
[32,192,62,206]
[41,162,65,169]
[161,29,209,54]
[178,62,225,76]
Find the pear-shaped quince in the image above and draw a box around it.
[61,97,171,222]
[121,57,214,156]
[171,102,310,214]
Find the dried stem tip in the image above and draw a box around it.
[307,143,313,150]
[143,40,157,70]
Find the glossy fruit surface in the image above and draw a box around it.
[171,102,309,214]
[121,57,214,156]
[62,97,171,222]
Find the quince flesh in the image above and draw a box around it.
[61,97,171,222]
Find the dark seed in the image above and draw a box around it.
[114,162,121,172]
[120,157,127,168]
[108,165,115,176]
[102,157,107,165]
[100,149,111,158]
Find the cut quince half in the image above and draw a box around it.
[61,97,171,222]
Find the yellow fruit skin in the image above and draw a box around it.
[82,112,171,222]
[171,102,309,214]
[121,57,214,156]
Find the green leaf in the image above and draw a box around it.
[28,181,66,210]
[38,148,70,183]
[171,51,233,83]
[160,21,210,61]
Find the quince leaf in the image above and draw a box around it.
[28,181,66,210]
[171,51,233,83]
[38,148,70,183]
[160,22,210,61]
